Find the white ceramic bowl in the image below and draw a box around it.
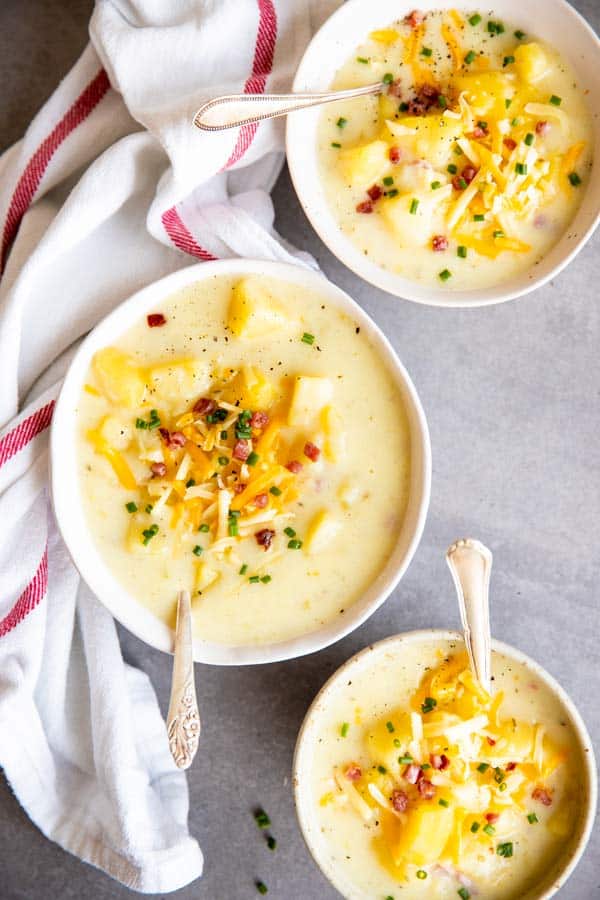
[287,0,600,307]
[50,259,431,665]
[293,629,597,899]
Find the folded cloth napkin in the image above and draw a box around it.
[0,0,336,892]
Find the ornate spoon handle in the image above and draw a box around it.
[193,83,383,131]
[167,590,200,769]
[446,538,493,694]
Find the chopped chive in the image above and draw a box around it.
[356,56,369,64]
[377,765,387,774]
[569,171,582,186]
[515,29,526,39]
[438,94,448,109]
[527,812,538,824]
[239,564,248,575]
[438,269,452,282]
[483,823,496,836]
[125,501,138,513]
[288,539,303,550]
[284,526,296,538]
[145,504,153,514]
[470,821,480,833]
[340,722,350,737]
[192,545,203,557]
[383,175,394,186]
[247,451,259,466]
[383,72,394,84]
[505,97,512,109]
[331,142,341,149]
[524,132,534,146]
[228,520,239,537]
[431,180,442,190]
[416,870,427,880]
[477,763,489,773]
[399,101,409,112]
[511,117,520,126]
[439,798,450,808]
[218,455,229,466]
[220,430,228,440]
[457,245,467,258]
[494,767,505,783]
[458,889,470,900]
[186,478,196,488]
[420,763,431,770]
[386,721,395,733]
[398,755,413,764]
[497,841,513,858]
[261,575,272,584]
[503,55,515,67]
[454,144,464,155]
[468,13,481,25]
[393,738,401,747]
[473,213,485,222]
[420,46,432,57]
[493,229,505,238]
[499,782,508,792]
[267,836,276,851]
[199,523,210,533]
[515,162,527,175]
[206,408,227,424]
[386,188,398,198]
[269,485,282,496]
[229,509,241,519]
[301,332,315,345]
[421,696,438,712]
[141,524,159,545]
[549,94,562,106]
[409,198,419,215]
[336,117,347,128]
[477,120,488,130]
[465,50,476,64]
[447,163,458,174]
[457,177,468,189]
[249,575,261,584]
[256,881,268,895]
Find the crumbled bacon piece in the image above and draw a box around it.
[387,79,403,99]
[345,763,362,782]
[471,126,487,140]
[462,165,477,184]
[147,313,166,327]
[233,482,246,494]
[150,462,167,478]
[233,439,251,461]
[417,779,436,799]
[532,786,553,806]
[304,441,321,462]
[405,9,425,28]
[249,411,269,429]
[452,174,466,191]
[406,83,440,116]
[159,428,186,449]
[367,184,383,202]
[431,235,448,252]
[506,762,517,772]
[486,737,497,746]
[535,120,549,135]
[503,137,517,151]
[255,528,275,550]
[431,753,450,770]
[485,812,499,824]
[286,460,303,474]
[356,200,374,214]
[193,397,216,416]
[404,764,422,784]
[391,789,409,812]
[253,492,268,509]
[389,145,402,163]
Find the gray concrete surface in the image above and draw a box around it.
[0,1,599,898]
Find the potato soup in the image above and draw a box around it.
[77,275,411,646]
[301,639,585,899]
[318,9,593,289]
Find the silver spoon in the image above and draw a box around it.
[166,589,200,769]
[193,83,383,131]
[446,538,493,694]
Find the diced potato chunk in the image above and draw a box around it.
[227,277,290,339]
[195,562,220,593]
[514,42,551,84]
[93,347,146,409]
[338,140,391,189]
[378,93,400,124]
[148,359,209,406]
[380,193,434,248]
[288,376,333,426]
[390,803,454,866]
[367,711,413,770]
[387,115,463,169]
[223,366,276,409]
[454,72,514,118]
[99,415,132,451]
[304,510,340,555]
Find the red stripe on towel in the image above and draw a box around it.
[0,400,55,470]
[1,68,111,274]
[161,207,217,260]
[0,547,48,638]
[222,0,277,169]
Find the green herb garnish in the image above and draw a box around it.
[125,501,138,513]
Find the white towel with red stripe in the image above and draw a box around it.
[0,0,336,893]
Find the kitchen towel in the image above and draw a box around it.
[0,0,336,892]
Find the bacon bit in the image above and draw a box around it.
[193,397,216,416]
[345,763,362,782]
[485,812,499,824]
[405,9,425,28]
[150,462,167,478]
[253,492,268,509]
[470,126,487,140]
[356,200,374,214]
[255,528,275,550]
[417,779,436,799]
[506,762,517,772]
[486,737,497,746]
[431,753,450,770]
[391,789,409,812]
[233,439,251,461]
[234,482,246,494]
[389,145,402,163]
[452,174,466,191]
[503,137,517,151]
[304,441,321,462]
[387,79,403,99]
[532,786,553,806]
[405,764,422,784]
[431,235,449,252]
[147,313,166,327]
[367,184,383,202]
[535,120,549,135]
[286,460,303,474]
[159,428,186,449]
[406,83,440,116]
[249,411,269,429]
[462,166,477,184]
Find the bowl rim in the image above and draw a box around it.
[50,258,432,665]
[293,628,598,900]
[286,0,600,308]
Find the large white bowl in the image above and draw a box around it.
[50,259,431,665]
[287,0,600,307]
[293,630,597,899]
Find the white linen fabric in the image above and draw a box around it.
[0,0,336,892]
